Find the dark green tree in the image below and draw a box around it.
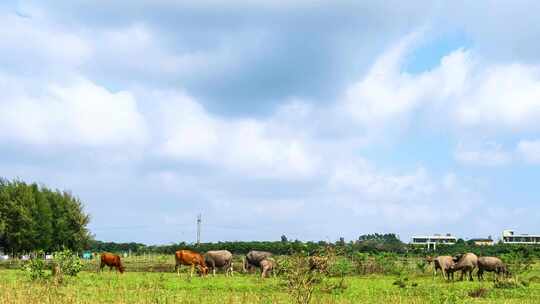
[0,178,91,253]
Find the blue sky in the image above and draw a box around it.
[1,1,540,244]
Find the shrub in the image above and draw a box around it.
[501,252,533,278]
[21,252,48,281]
[416,260,428,274]
[280,253,321,304]
[327,257,353,277]
[53,248,83,277]
[352,252,369,275]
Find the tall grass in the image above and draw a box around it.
[1,257,540,303]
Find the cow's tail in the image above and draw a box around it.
[242,257,247,273]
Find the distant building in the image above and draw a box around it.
[411,233,457,250]
[469,238,494,246]
[502,230,540,244]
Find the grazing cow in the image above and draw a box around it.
[260,258,275,278]
[477,256,509,280]
[429,256,455,280]
[243,250,272,273]
[99,253,125,273]
[450,253,478,281]
[175,250,208,277]
[204,250,234,276]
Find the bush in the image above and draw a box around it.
[352,252,369,275]
[416,260,428,274]
[54,248,83,277]
[327,257,353,277]
[20,249,83,284]
[501,252,533,278]
[280,253,322,304]
[21,252,48,281]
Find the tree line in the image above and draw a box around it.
[88,233,540,258]
[0,178,91,254]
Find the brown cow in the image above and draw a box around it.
[175,250,208,277]
[99,252,125,273]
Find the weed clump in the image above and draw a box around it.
[468,287,489,298]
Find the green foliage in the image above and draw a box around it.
[354,233,406,253]
[327,257,353,277]
[374,252,400,275]
[416,260,428,274]
[352,252,369,275]
[0,178,91,253]
[279,253,322,304]
[54,248,83,277]
[501,251,533,277]
[20,251,48,281]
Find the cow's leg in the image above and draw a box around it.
[469,269,474,281]
[440,268,446,280]
[175,263,180,276]
[229,262,234,277]
[190,264,194,278]
[477,269,483,281]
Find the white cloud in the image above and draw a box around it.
[0,77,148,148]
[155,91,320,179]
[327,162,480,226]
[343,30,540,137]
[454,142,512,166]
[342,32,470,131]
[517,140,540,164]
[0,13,91,72]
[455,64,540,132]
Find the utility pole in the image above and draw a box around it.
[196,214,202,245]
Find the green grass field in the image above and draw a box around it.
[1,267,540,304]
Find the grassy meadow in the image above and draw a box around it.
[1,256,540,304]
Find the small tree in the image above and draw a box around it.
[52,248,83,284]
[21,251,47,281]
[280,253,322,304]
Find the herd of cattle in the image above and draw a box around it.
[99,249,276,278]
[426,253,509,281]
[99,250,510,281]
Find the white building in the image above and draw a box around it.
[411,233,457,249]
[502,230,540,244]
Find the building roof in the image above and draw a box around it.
[412,234,456,239]
[502,230,540,237]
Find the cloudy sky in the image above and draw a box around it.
[1,1,540,244]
